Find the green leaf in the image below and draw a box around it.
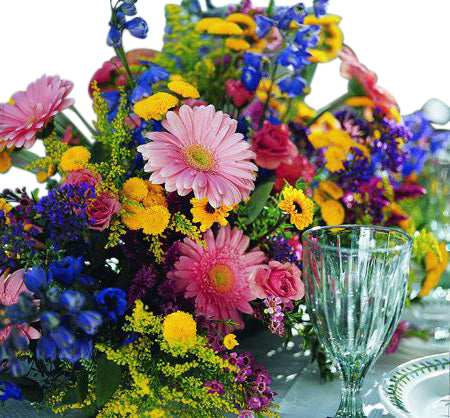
[348,78,366,97]
[295,178,307,191]
[0,375,44,402]
[76,369,89,403]
[62,389,78,405]
[243,181,274,225]
[96,355,122,408]
[267,0,276,17]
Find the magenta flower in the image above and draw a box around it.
[0,269,40,344]
[168,225,266,333]
[0,75,74,149]
[137,104,257,208]
[386,320,408,354]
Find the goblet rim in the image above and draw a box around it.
[302,224,413,254]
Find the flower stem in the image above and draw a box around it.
[10,149,41,172]
[259,61,279,129]
[253,214,288,248]
[114,45,136,88]
[69,105,96,136]
[306,92,351,127]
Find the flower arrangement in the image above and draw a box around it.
[0,0,448,415]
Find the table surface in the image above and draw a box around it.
[3,331,448,417]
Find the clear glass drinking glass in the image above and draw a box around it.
[302,225,413,417]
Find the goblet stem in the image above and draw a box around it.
[335,361,369,417]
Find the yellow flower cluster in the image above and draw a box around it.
[419,242,448,297]
[134,92,178,121]
[122,180,170,236]
[304,15,343,63]
[308,112,370,173]
[313,181,345,226]
[223,333,239,350]
[190,197,233,232]
[279,185,314,230]
[168,80,200,99]
[59,146,91,172]
[162,311,197,348]
[0,198,12,224]
[0,149,12,173]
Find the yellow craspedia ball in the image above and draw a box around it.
[143,192,167,208]
[134,93,178,121]
[168,81,200,99]
[162,311,197,347]
[321,199,345,226]
[0,151,12,173]
[137,205,170,235]
[60,146,91,171]
[122,203,143,230]
[123,177,148,202]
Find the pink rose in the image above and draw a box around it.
[252,261,304,302]
[63,169,102,188]
[274,154,316,192]
[251,122,298,169]
[226,79,254,108]
[87,192,120,231]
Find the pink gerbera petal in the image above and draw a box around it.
[0,75,74,149]
[168,225,266,334]
[137,104,257,208]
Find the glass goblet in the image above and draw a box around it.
[302,225,413,417]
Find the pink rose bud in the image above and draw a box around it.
[87,192,120,231]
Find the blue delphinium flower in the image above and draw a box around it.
[24,265,50,293]
[0,380,23,401]
[123,17,148,39]
[275,4,307,30]
[276,47,311,69]
[131,63,170,103]
[101,91,121,121]
[313,0,329,17]
[95,288,127,322]
[242,67,261,92]
[254,15,275,39]
[278,76,307,97]
[76,311,103,335]
[49,256,84,286]
[294,25,321,49]
[106,27,122,48]
[36,335,58,361]
[59,290,86,312]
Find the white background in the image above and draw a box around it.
[1,0,449,190]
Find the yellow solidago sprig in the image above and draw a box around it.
[94,300,276,417]
[279,185,314,230]
[134,92,178,121]
[190,197,233,232]
[413,229,442,263]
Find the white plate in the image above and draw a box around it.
[379,352,450,417]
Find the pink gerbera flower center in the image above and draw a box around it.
[208,263,235,293]
[183,144,216,171]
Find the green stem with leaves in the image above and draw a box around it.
[69,105,96,136]
[306,92,352,127]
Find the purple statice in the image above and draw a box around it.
[161,301,178,315]
[222,351,276,413]
[336,147,372,192]
[204,380,225,396]
[267,236,299,264]
[357,177,390,223]
[370,107,411,173]
[335,110,370,144]
[127,264,157,306]
[157,278,177,302]
[34,183,95,248]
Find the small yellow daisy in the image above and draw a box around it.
[223,333,239,350]
[225,38,251,51]
[122,177,148,202]
[321,199,345,226]
[324,146,346,172]
[134,93,178,121]
[207,21,243,36]
[279,186,314,230]
[190,197,233,232]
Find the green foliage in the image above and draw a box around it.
[96,355,122,408]
[241,180,275,225]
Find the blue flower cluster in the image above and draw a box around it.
[34,183,95,249]
[22,257,127,364]
[370,108,411,173]
[107,0,148,48]
[336,147,372,192]
[313,0,329,17]
[242,3,320,97]
[401,110,450,176]
[0,380,23,401]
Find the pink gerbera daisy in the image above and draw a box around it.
[137,104,257,208]
[168,225,266,333]
[0,75,74,149]
[0,269,40,344]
